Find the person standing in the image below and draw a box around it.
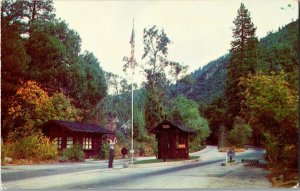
[108,136,117,168]
[121,147,128,159]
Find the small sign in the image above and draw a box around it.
[163,125,170,129]
[178,144,186,149]
[227,150,235,157]
[130,149,134,154]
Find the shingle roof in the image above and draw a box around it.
[150,119,196,134]
[44,120,114,134]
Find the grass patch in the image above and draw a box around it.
[227,160,236,163]
[2,159,58,166]
[189,155,200,160]
[134,155,200,164]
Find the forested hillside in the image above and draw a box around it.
[174,20,298,105]
[171,54,230,104]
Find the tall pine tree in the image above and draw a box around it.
[226,3,258,121]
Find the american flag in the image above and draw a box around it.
[129,20,135,67]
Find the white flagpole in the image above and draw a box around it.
[131,19,134,165]
[131,59,134,165]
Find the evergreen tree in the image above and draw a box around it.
[226,3,258,120]
[1,0,55,34]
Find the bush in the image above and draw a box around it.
[137,143,146,156]
[2,133,58,162]
[227,116,252,147]
[60,143,84,162]
[264,132,298,168]
[1,142,15,164]
[133,141,156,157]
[99,142,109,160]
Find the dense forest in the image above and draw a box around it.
[1,0,108,160]
[1,0,298,178]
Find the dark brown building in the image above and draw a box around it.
[150,120,196,160]
[42,120,113,159]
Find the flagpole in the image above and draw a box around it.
[131,57,134,165]
[130,19,134,165]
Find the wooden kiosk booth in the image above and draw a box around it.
[150,120,196,161]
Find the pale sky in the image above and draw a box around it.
[53,0,298,86]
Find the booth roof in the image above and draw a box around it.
[44,120,114,134]
[150,119,196,134]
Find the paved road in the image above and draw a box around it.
[1,145,272,189]
[1,159,126,182]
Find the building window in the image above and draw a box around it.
[53,137,62,149]
[67,137,73,148]
[83,137,92,149]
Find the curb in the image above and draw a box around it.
[124,159,201,168]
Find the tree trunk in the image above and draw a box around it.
[32,1,37,22]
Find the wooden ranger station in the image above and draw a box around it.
[150,120,196,161]
[42,120,113,159]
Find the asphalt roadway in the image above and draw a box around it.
[1,145,272,189]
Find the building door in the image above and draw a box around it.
[159,133,170,161]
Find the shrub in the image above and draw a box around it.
[264,132,298,168]
[2,133,58,162]
[99,142,109,160]
[227,116,252,147]
[1,142,15,163]
[15,133,57,160]
[133,141,156,157]
[137,143,146,156]
[60,143,84,162]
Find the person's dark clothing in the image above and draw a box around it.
[108,149,114,168]
[121,147,128,159]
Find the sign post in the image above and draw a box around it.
[227,149,235,162]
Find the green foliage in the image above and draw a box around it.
[133,105,148,141]
[99,142,110,160]
[240,72,298,126]
[258,21,298,75]
[1,0,108,140]
[142,25,172,89]
[133,140,157,157]
[226,3,258,119]
[2,133,58,161]
[144,87,165,130]
[80,51,107,108]
[171,54,230,104]
[240,72,298,168]
[50,93,81,120]
[1,0,55,34]
[174,21,298,106]
[263,132,298,168]
[1,142,14,163]
[168,95,210,150]
[140,26,187,132]
[203,97,230,144]
[1,1,33,137]
[1,25,30,96]
[227,116,252,147]
[61,143,84,162]
[4,81,80,141]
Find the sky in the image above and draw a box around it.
[53,0,298,86]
